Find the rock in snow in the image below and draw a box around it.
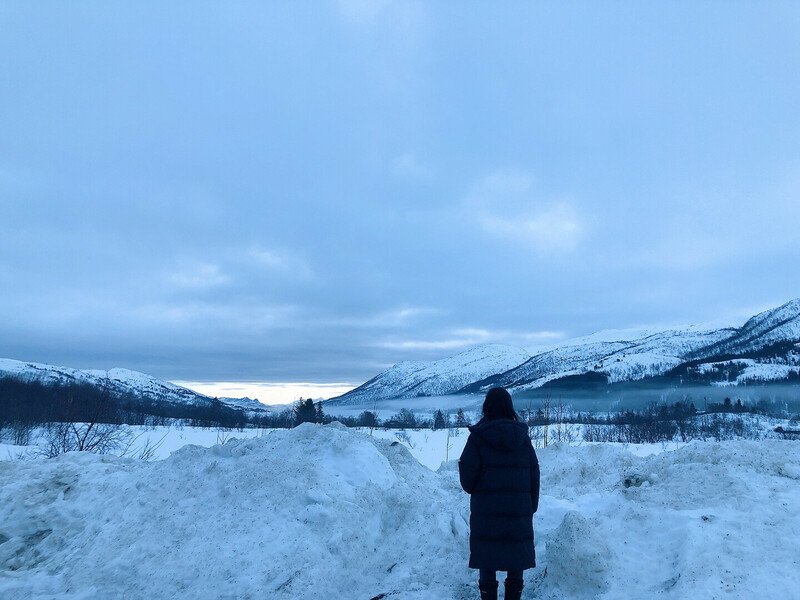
[1,425,799,599]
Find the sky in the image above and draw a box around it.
[2,1,800,403]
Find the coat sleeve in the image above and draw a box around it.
[458,433,481,494]
[530,444,540,513]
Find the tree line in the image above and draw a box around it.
[4,375,796,450]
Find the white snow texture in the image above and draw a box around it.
[1,424,799,599]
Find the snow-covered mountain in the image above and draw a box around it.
[689,298,800,358]
[0,358,271,414]
[473,324,737,392]
[331,299,800,404]
[219,396,275,413]
[327,344,531,405]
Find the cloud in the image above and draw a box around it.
[480,202,585,253]
[128,301,299,330]
[619,166,800,273]
[374,327,566,352]
[0,163,44,196]
[464,170,587,254]
[376,338,477,351]
[165,263,230,289]
[391,153,435,181]
[335,0,392,25]
[245,245,314,279]
[469,170,534,199]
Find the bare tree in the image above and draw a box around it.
[10,421,34,446]
[542,395,551,448]
[445,427,454,462]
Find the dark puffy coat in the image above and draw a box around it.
[458,418,540,571]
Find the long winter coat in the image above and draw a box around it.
[458,418,540,571]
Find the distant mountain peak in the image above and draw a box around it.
[331,299,800,404]
[0,358,271,414]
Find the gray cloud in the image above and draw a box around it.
[2,2,800,385]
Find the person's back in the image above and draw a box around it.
[459,388,540,600]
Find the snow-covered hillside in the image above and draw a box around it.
[690,298,800,357]
[328,344,531,405]
[334,299,800,403]
[0,358,269,414]
[479,325,735,391]
[1,424,798,599]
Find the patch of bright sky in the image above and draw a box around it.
[173,381,357,405]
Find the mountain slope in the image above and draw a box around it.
[0,358,270,414]
[689,299,800,358]
[334,299,800,403]
[327,344,531,405]
[464,325,736,392]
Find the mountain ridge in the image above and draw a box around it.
[329,299,800,404]
[0,358,271,415]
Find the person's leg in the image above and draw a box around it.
[478,570,498,600]
[478,569,497,584]
[504,570,524,600]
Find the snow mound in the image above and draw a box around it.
[534,441,800,599]
[0,424,471,600]
[546,511,611,595]
[2,428,799,599]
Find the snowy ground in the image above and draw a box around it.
[1,423,799,599]
[1,425,472,470]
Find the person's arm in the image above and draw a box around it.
[530,444,540,513]
[458,434,481,494]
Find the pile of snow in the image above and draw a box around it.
[0,424,471,600]
[533,441,800,599]
[1,425,799,599]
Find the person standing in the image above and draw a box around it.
[458,387,540,600]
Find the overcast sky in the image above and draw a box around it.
[2,2,800,400]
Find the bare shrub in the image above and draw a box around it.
[394,430,414,448]
[120,430,168,461]
[11,421,34,446]
[40,421,130,458]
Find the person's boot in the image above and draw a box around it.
[504,577,524,600]
[478,579,498,600]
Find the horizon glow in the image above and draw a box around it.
[173,381,357,406]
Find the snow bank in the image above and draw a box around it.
[1,425,799,599]
[546,511,611,596]
[0,423,471,600]
[534,441,800,599]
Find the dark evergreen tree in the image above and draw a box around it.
[357,410,379,428]
[315,401,325,424]
[432,409,447,430]
[455,408,470,428]
[293,398,317,426]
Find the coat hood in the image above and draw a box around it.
[469,418,530,452]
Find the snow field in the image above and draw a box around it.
[1,424,799,599]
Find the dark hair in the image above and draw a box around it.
[481,387,519,422]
